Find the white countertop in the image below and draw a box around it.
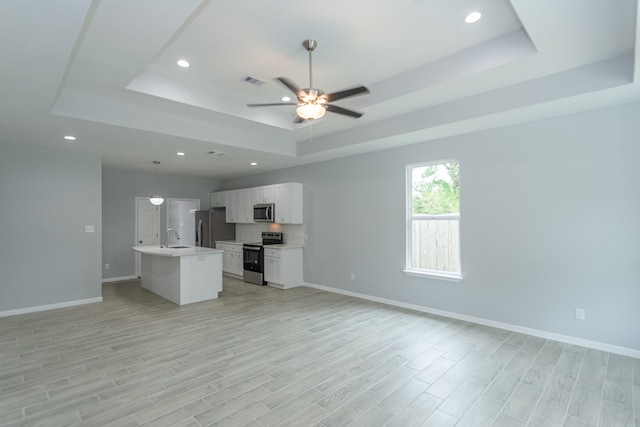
[133,245,224,258]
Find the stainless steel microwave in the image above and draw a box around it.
[253,203,274,222]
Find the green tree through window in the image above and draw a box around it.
[413,163,459,215]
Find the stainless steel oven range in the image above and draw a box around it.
[242,232,283,285]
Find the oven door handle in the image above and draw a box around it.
[243,247,261,251]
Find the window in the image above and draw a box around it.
[405,160,461,280]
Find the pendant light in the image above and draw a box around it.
[149,160,165,206]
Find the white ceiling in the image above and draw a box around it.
[1,0,638,178]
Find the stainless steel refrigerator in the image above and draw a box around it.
[194,208,236,248]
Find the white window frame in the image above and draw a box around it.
[404,160,463,282]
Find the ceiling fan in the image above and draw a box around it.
[247,39,370,123]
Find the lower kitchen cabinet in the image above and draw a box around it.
[216,242,243,277]
[264,247,303,289]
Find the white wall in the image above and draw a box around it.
[0,143,102,311]
[223,102,640,352]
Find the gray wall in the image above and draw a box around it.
[0,143,102,311]
[223,102,640,351]
[102,168,220,279]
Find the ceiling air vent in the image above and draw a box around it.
[208,151,226,156]
[242,75,265,87]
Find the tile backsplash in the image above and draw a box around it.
[236,223,305,246]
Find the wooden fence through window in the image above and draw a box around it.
[411,218,460,273]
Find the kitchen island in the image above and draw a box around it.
[132,245,223,305]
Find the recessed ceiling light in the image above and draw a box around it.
[63,135,76,141]
[177,152,185,156]
[250,162,257,166]
[282,96,291,102]
[176,59,190,68]
[465,11,482,24]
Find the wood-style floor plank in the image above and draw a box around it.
[0,277,637,426]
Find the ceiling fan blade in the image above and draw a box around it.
[324,86,370,103]
[247,102,298,107]
[276,77,307,100]
[325,104,364,118]
[293,115,305,124]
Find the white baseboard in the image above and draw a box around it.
[0,297,103,318]
[303,282,640,359]
[102,275,138,283]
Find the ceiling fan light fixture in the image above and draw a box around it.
[297,103,326,120]
[246,39,369,121]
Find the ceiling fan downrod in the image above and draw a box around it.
[303,39,318,90]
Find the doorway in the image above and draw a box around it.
[134,197,160,276]
[166,198,200,246]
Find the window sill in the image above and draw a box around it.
[403,269,463,283]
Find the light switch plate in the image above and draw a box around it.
[85,225,95,233]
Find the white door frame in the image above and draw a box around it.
[134,197,160,277]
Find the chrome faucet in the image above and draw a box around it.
[165,228,180,248]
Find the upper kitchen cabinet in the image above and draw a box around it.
[212,183,302,224]
[225,191,236,222]
[211,190,228,208]
[216,189,249,223]
[228,188,252,223]
[238,189,252,223]
[251,185,275,205]
[275,183,303,224]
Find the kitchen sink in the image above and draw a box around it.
[169,246,190,249]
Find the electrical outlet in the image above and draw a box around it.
[350,273,355,281]
[575,308,586,321]
[105,263,110,270]
[84,225,95,233]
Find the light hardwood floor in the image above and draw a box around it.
[0,277,637,427]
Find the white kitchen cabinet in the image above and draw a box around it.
[216,242,243,277]
[233,190,243,222]
[264,247,303,289]
[211,191,227,208]
[253,185,275,204]
[232,193,241,222]
[224,189,253,223]
[274,183,303,224]
[219,183,302,224]
[264,254,281,284]
[239,189,252,223]
[225,191,236,222]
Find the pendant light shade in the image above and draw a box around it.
[149,161,164,206]
[149,195,165,206]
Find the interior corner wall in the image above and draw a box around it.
[222,101,640,352]
[0,143,102,311]
[102,168,221,280]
